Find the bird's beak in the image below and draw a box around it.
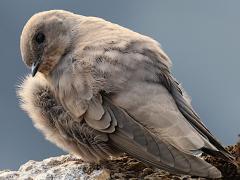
[31,59,41,77]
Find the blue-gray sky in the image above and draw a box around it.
[0,0,239,170]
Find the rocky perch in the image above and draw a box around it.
[0,143,239,180]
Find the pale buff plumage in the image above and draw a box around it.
[17,10,236,178]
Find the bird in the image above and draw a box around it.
[17,10,236,178]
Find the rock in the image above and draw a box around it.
[0,155,110,180]
[0,154,190,180]
[0,143,239,180]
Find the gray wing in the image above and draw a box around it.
[103,43,233,161]
[81,38,232,160]
[154,66,234,161]
[84,95,221,178]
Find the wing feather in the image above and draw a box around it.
[157,69,234,160]
[103,97,221,178]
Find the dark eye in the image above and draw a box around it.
[35,32,45,44]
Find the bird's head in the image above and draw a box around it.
[20,10,74,77]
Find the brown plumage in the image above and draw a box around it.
[17,10,236,178]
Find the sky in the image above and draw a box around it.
[0,0,239,170]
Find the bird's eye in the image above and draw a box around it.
[35,32,45,44]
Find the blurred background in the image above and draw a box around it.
[0,0,239,170]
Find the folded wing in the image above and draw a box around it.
[84,93,222,178]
